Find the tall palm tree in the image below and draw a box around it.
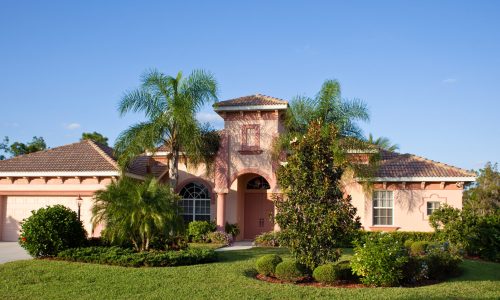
[92,177,183,251]
[285,79,369,138]
[367,133,399,152]
[115,69,218,187]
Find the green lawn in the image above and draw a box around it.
[1,247,499,299]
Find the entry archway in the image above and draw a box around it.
[241,175,275,240]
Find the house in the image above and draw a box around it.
[0,94,476,241]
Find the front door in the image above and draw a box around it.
[244,192,274,239]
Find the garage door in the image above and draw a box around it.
[1,196,85,242]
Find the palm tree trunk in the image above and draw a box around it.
[169,148,179,188]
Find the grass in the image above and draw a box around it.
[188,243,225,250]
[1,247,499,299]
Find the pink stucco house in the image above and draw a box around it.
[0,94,475,241]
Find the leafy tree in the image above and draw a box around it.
[81,131,109,145]
[463,162,499,216]
[367,133,399,151]
[0,136,47,159]
[92,177,184,251]
[274,121,361,269]
[115,69,219,187]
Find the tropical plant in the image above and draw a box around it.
[367,133,399,151]
[19,205,87,257]
[274,121,361,269]
[92,177,183,252]
[81,131,109,145]
[463,162,499,216]
[115,69,219,187]
[224,222,240,239]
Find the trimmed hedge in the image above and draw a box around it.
[255,254,283,276]
[57,246,218,267]
[313,261,358,284]
[275,260,309,282]
[355,230,437,245]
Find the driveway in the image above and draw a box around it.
[0,242,31,264]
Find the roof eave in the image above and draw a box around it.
[357,176,476,182]
[214,104,288,112]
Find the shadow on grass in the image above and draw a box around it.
[450,259,500,282]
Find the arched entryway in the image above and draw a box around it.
[242,175,275,239]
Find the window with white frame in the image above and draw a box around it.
[179,182,211,222]
[373,191,393,225]
[427,201,440,216]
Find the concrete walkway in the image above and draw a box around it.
[0,242,31,264]
[215,241,254,251]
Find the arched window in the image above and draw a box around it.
[179,182,211,222]
[246,176,270,190]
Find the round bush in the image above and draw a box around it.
[410,241,431,256]
[313,261,357,283]
[255,254,283,276]
[19,205,87,257]
[313,263,337,283]
[275,260,309,282]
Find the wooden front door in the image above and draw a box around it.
[244,193,274,240]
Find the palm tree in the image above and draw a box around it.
[367,133,399,151]
[285,79,369,138]
[92,177,183,251]
[115,69,218,187]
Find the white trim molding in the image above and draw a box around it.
[358,176,476,182]
[0,171,121,177]
[214,104,288,112]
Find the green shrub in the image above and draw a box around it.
[313,261,358,284]
[356,230,437,245]
[255,254,283,276]
[410,241,432,256]
[224,222,240,239]
[57,246,218,267]
[150,234,188,251]
[19,205,87,257]
[188,221,217,242]
[207,231,231,246]
[351,233,409,287]
[254,231,281,247]
[275,260,309,282]
[424,243,462,280]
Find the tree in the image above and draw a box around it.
[0,136,47,159]
[463,162,499,216]
[274,121,361,269]
[92,177,183,252]
[115,69,219,187]
[81,131,109,145]
[367,133,399,151]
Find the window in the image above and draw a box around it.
[246,176,270,190]
[373,191,393,225]
[179,182,211,223]
[427,201,440,215]
[241,124,260,150]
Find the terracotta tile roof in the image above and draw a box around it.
[0,140,119,173]
[376,150,476,179]
[214,94,288,107]
[127,155,168,178]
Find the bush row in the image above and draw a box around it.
[57,246,218,267]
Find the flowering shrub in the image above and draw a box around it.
[188,221,217,242]
[254,231,282,247]
[207,231,232,246]
[19,205,87,257]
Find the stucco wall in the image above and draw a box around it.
[345,181,464,231]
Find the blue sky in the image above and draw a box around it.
[0,1,499,170]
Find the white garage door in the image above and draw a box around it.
[1,196,87,242]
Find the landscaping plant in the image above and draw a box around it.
[274,121,361,269]
[187,220,217,242]
[19,205,87,257]
[274,260,310,283]
[255,254,283,276]
[92,177,184,252]
[254,231,282,247]
[207,231,232,246]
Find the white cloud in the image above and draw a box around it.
[442,78,457,84]
[65,123,81,130]
[197,112,223,124]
